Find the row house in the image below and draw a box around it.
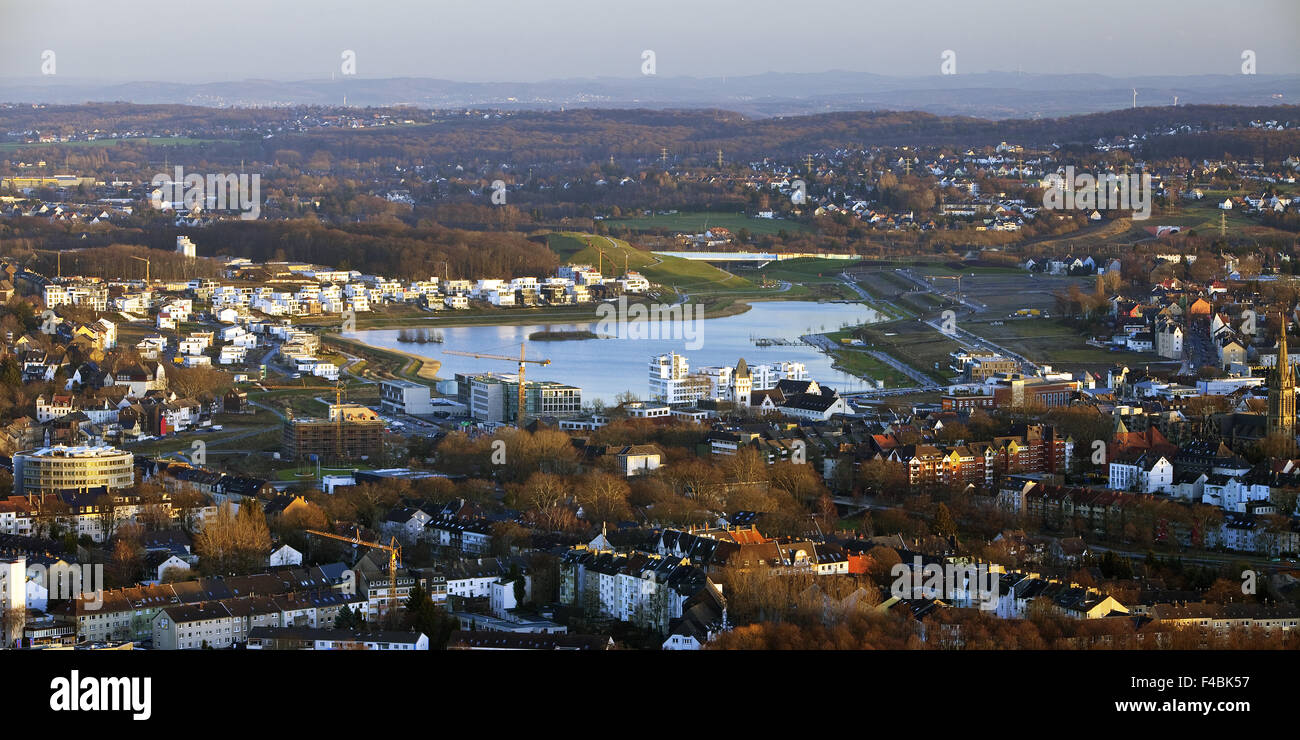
[994,572,1130,620]
[59,563,351,643]
[1021,484,1154,536]
[151,589,369,649]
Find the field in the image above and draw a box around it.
[906,266,1084,315]
[827,348,914,387]
[856,321,963,384]
[1020,193,1298,255]
[548,232,813,314]
[743,257,861,281]
[735,257,864,301]
[607,211,813,235]
[964,317,1163,365]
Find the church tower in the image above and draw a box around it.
[733,358,752,407]
[1268,313,1296,441]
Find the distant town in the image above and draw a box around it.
[0,88,1299,656]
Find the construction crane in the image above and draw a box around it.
[128,255,151,283]
[929,274,962,293]
[333,380,345,462]
[591,239,627,277]
[444,342,550,425]
[30,248,64,279]
[306,529,403,623]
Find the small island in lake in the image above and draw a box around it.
[528,329,599,341]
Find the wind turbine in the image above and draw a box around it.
[1132,88,1137,108]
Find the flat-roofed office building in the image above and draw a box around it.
[12,445,135,496]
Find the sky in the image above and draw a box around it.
[1,0,1297,83]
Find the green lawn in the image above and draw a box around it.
[858,322,963,383]
[751,258,863,282]
[971,317,1163,365]
[829,349,914,387]
[548,232,754,293]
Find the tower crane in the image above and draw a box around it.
[332,380,346,461]
[128,255,151,283]
[929,274,962,294]
[306,529,403,622]
[29,248,64,279]
[444,342,550,425]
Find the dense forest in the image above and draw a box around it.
[198,219,557,279]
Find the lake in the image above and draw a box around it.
[345,300,883,403]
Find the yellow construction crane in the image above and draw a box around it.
[444,342,550,425]
[590,242,627,277]
[128,255,151,283]
[333,380,345,462]
[306,528,403,622]
[30,248,64,279]
[930,274,962,293]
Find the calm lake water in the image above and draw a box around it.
[346,301,883,403]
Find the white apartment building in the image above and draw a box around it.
[1109,454,1174,494]
[649,353,712,405]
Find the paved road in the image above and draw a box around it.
[896,268,987,312]
[803,331,939,393]
[249,399,287,422]
[839,272,910,319]
[923,315,1038,374]
[865,349,941,388]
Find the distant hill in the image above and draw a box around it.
[2,71,1297,118]
[1,103,1296,164]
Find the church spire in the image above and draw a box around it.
[1268,312,1296,444]
[1279,312,1290,378]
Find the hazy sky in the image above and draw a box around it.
[2,0,1297,82]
